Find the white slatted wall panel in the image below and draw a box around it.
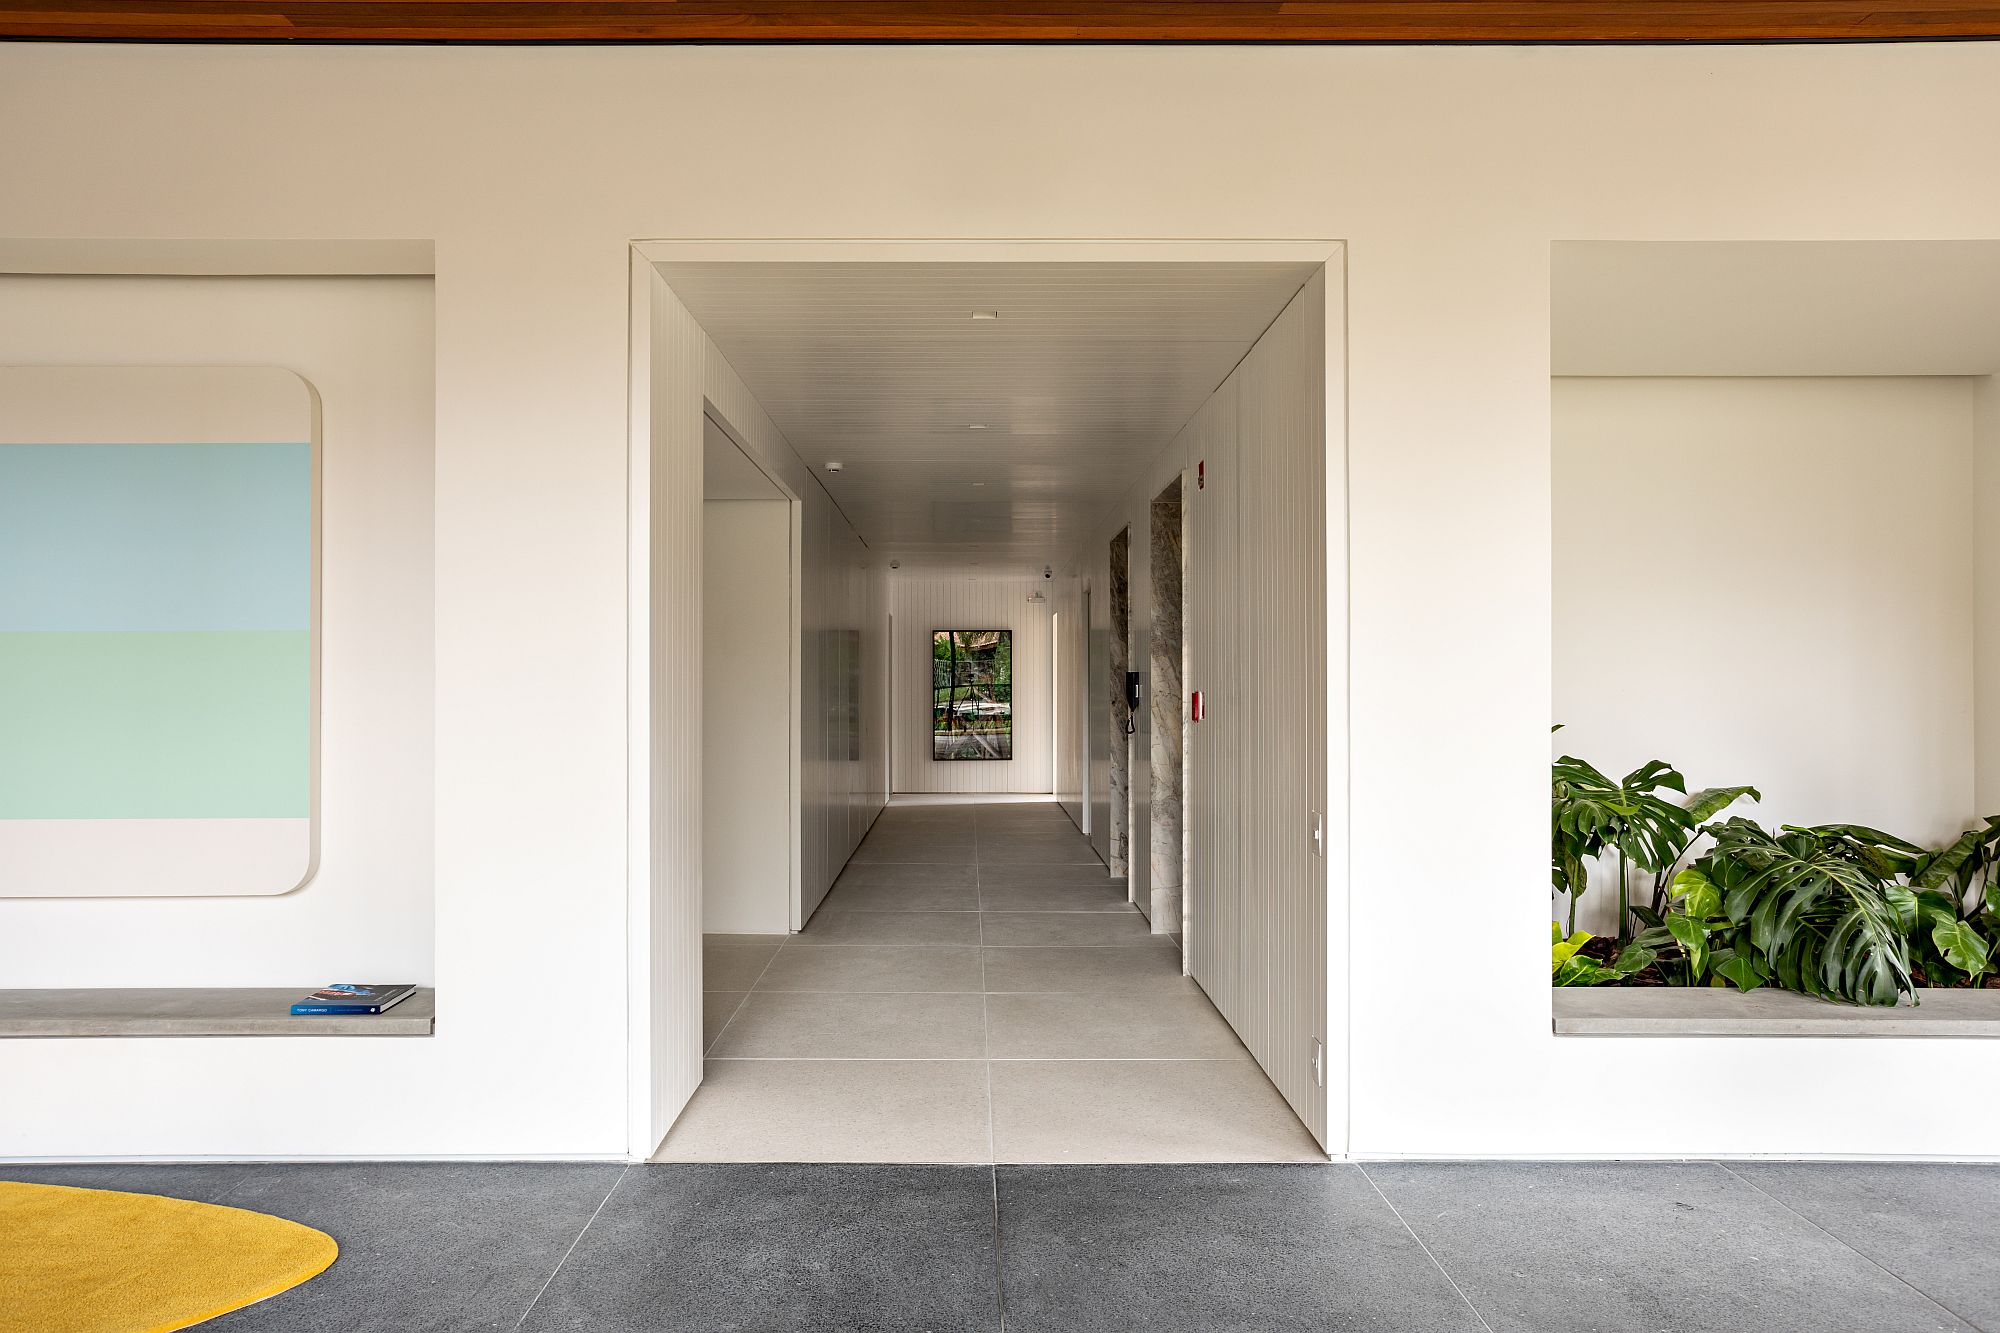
[1237,273,1330,1146]
[890,575,1054,794]
[858,529,891,847]
[645,273,705,1146]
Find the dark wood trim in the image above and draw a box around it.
[3,2,2000,45]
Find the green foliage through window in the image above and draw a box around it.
[933,630,1012,760]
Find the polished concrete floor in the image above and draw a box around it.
[8,1159,1997,1330]
[660,797,1321,1164]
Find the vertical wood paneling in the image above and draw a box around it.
[1237,273,1329,1145]
[889,575,1054,794]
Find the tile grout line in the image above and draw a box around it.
[977,805,1010,1333]
[1355,1165,1498,1333]
[976,802,999,1169]
[703,944,787,1058]
[514,1163,631,1329]
[1711,1162,1987,1333]
[989,1160,1009,1333]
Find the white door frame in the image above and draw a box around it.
[626,239,1346,1158]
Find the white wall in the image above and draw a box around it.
[1554,377,1978,933]
[701,500,792,934]
[8,42,2000,1160]
[0,274,434,985]
[890,574,1054,794]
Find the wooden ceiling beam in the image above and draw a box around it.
[3,1,2000,44]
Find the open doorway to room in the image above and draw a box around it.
[699,412,801,1057]
[630,243,1345,1164]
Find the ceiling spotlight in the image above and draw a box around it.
[824,460,843,472]
[971,310,1000,321]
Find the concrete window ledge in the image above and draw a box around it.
[0,988,435,1037]
[1554,987,2000,1037]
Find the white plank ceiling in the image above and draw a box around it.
[657,262,1318,572]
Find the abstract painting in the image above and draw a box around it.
[0,366,317,896]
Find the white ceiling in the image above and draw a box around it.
[1553,242,2000,377]
[659,261,1318,571]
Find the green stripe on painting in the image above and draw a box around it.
[0,631,309,819]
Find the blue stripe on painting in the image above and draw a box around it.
[0,443,310,632]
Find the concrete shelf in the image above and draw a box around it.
[1554,986,2000,1038]
[0,988,435,1038]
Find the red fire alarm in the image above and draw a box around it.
[1191,690,1205,723]
[1197,460,1205,490]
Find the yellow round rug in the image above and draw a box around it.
[0,1180,337,1333]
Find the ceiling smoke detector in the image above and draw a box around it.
[824,460,843,473]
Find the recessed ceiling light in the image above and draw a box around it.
[971,481,987,487]
[967,423,989,431]
[971,310,1000,321]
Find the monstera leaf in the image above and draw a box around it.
[1552,756,1690,876]
[1702,818,1915,1006]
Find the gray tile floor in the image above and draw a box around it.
[664,797,1322,1164]
[10,1159,1997,1330]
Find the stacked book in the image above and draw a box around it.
[291,984,418,1016]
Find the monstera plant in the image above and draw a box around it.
[1550,736,2000,1004]
[1551,746,1758,942]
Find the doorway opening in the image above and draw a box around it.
[631,242,1345,1163]
[701,411,799,938]
[1149,475,1186,940]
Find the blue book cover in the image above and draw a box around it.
[291,984,417,1016]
